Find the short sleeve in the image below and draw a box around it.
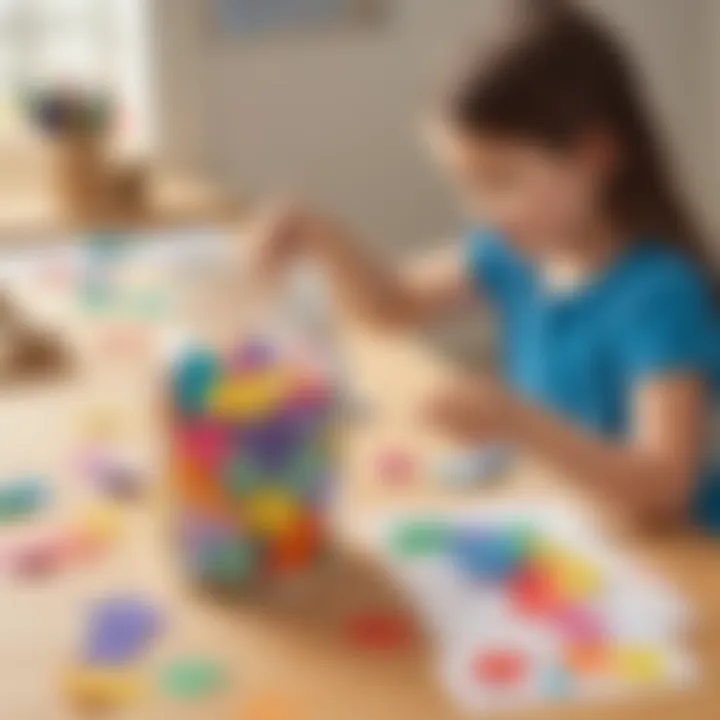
[464,229,529,309]
[618,263,716,382]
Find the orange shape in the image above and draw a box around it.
[270,514,323,572]
[563,641,610,676]
[171,450,229,519]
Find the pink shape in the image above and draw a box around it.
[375,448,416,486]
[553,605,603,642]
[176,421,230,471]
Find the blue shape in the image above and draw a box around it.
[171,348,220,416]
[541,666,573,699]
[84,596,163,666]
[451,528,520,582]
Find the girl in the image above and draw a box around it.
[254,1,720,532]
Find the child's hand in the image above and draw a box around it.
[424,375,521,443]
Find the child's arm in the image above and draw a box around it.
[428,374,705,525]
[253,204,476,330]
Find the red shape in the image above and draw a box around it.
[472,648,527,686]
[346,612,411,650]
[509,566,560,618]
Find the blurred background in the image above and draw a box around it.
[0,0,716,262]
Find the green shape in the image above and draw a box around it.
[505,523,541,563]
[204,540,255,583]
[160,658,227,700]
[389,519,449,558]
[224,457,258,498]
[287,445,325,495]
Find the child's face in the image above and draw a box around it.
[430,122,614,256]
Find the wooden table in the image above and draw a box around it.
[0,254,718,720]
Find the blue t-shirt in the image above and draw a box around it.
[466,230,720,532]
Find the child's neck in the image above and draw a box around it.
[540,224,626,294]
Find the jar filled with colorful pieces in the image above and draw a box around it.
[167,332,338,597]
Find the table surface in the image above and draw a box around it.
[0,246,718,720]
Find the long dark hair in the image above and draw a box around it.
[447,0,718,295]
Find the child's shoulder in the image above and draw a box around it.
[616,241,713,309]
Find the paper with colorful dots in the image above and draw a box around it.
[358,503,697,712]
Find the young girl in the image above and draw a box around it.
[254,1,720,532]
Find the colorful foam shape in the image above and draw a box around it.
[65,667,144,709]
[612,646,666,683]
[287,444,326,495]
[563,641,610,677]
[160,657,226,700]
[208,370,290,421]
[270,514,322,572]
[509,566,561,618]
[390,519,449,558]
[223,455,259,497]
[0,476,51,523]
[472,648,528,687]
[176,420,230,471]
[241,416,305,473]
[171,348,219,416]
[554,606,604,643]
[375,448,416,486]
[84,596,163,665]
[245,488,298,537]
[451,528,521,582]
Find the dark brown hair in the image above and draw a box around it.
[447,0,718,293]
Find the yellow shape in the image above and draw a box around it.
[556,556,603,600]
[64,667,144,708]
[209,370,290,420]
[537,545,602,601]
[613,646,666,683]
[76,503,123,546]
[245,489,298,536]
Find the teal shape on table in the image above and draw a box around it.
[0,476,50,523]
[160,657,227,700]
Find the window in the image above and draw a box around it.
[0,0,150,152]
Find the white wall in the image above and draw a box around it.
[154,0,718,255]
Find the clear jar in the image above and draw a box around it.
[165,261,341,601]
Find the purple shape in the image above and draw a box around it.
[84,596,163,666]
[240,415,305,472]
